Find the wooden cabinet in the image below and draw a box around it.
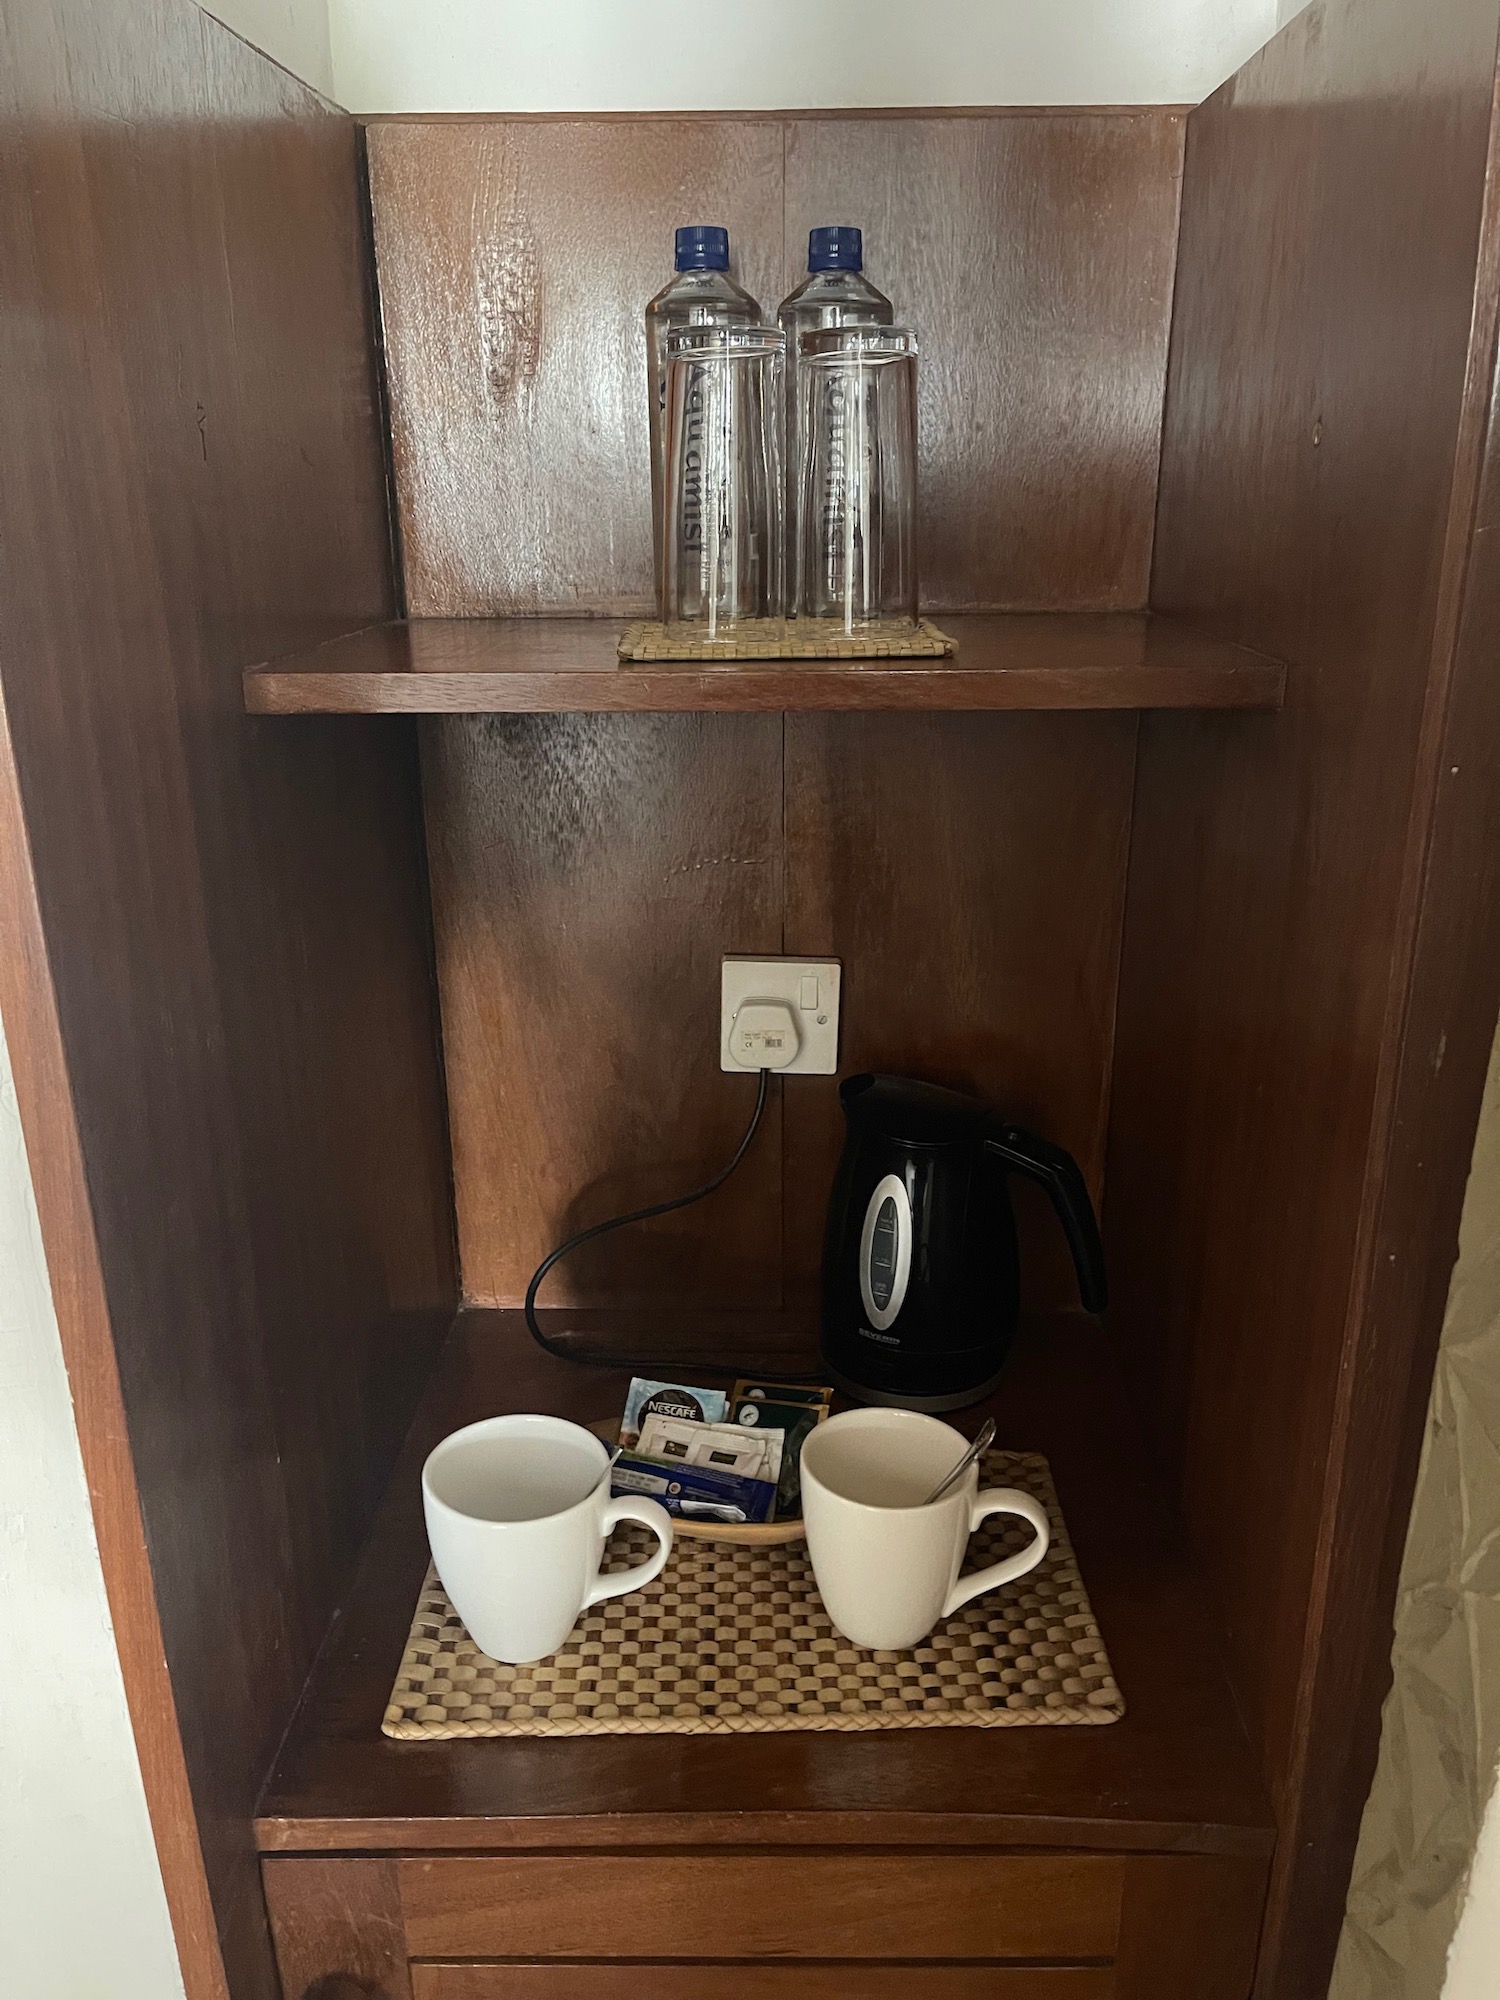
[396,1853,1124,1961]
[410,1971,1113,2000]
[263,1850,1264,1999]
[5,3,1500,2000]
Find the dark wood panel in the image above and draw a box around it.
[0,4,457,1997]
[423,714,783,1306]
[368,112,1182,621]
[784,712,1136,1309]
[0,709,229,2000]
[1107,1,1500,1994]
[244,613,1286,713]
[424,704,1132,1314]
[412,1966,1113,2000]
[398,1854,1123,1960]
[1112,1855,1267,2000]
[256,1310,1274,1859]
[263,1856,413,2000]
[784,113,1184,612]
[366,118,785,617]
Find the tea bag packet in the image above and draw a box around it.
[731,1379,833,1518]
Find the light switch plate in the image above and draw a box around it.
[721,957,841,1075]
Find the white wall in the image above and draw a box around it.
[1447,1763,1500,2000]
[0,1021,186,2000]
[326,0,1282,114]
[200,0,335,98]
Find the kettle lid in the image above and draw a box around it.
[838,1073,992,1146]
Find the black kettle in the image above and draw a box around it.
[820,1074,1108,1410]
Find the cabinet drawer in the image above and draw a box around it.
[413,1968,1113,2000]
[398,1854,1124,1962]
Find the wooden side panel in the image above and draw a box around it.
[372,115,1174,1310]
[783,113,1183,613]
[1108,1,1500,1994]
[397,1853,1124,1961]
[0,5,457,1997]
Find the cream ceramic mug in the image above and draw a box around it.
[800,1407,1049,1651]
[422,1414,672,1664]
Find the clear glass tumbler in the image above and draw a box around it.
[661,324,785,637]
[795,325,918,633]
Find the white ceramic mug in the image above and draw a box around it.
[800,1407,1050,1651]
[422,1414,672,1664]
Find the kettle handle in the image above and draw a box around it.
[984,1126,1108,1314]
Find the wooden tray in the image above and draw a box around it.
[588,1418,807,1546]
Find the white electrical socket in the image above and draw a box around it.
[721,957,841,1075]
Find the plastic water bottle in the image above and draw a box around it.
[777,226,894,346]
[777,228,895,612]
[647,226,762,603]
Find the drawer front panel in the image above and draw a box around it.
[413,1968,1114,2000]
[398,1854,1124,1962]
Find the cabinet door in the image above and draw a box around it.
[397,1853,1123,1962]
[411,1970,1112,1999]
[263,1851,1267,2000]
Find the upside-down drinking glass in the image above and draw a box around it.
[795,325,918,634]
[661,324,785,636]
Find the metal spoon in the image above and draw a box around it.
[923,1418,996,1506]
[591,1442,624,1497]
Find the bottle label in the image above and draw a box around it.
[679,363,707,557]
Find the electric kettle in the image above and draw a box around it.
[820,1074,1108,1410]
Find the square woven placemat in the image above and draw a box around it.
[617,617,956,661]
[383,1449,1123,1739]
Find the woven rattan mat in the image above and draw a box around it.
[617,617,956,661]
[384,1449,1123,1739]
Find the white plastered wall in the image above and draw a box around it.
[326,0,1281,113]
[0,1014,187,2000]
[198,0,334,96]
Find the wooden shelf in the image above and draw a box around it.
[256,1309,1274,1861]
[244,613,1287,716]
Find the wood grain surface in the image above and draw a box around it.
[425,703,1131,1309]
[367,119,784,617]
[398,1853,1123,1961]
[411,1969,1113,2000]
[783,114,1184,611]
[423,713,784,1307]
[1104,1,1500,1994]
[0,5,456,1998]
[256,1310,1274,1858]
[263,1856,413,2000]
[368,112,1181,620]
[782,711,1136,1309]
[366,108,1189,1324]
[244,613,1286,713]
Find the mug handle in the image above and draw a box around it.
[585,1496,674,1607]
[942,1486,1050,1620]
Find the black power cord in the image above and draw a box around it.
[523,1067,820,1381]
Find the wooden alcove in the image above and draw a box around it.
[3,1,1500,1998]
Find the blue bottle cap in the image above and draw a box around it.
[675,225,731,272]
[808,225,863,272]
